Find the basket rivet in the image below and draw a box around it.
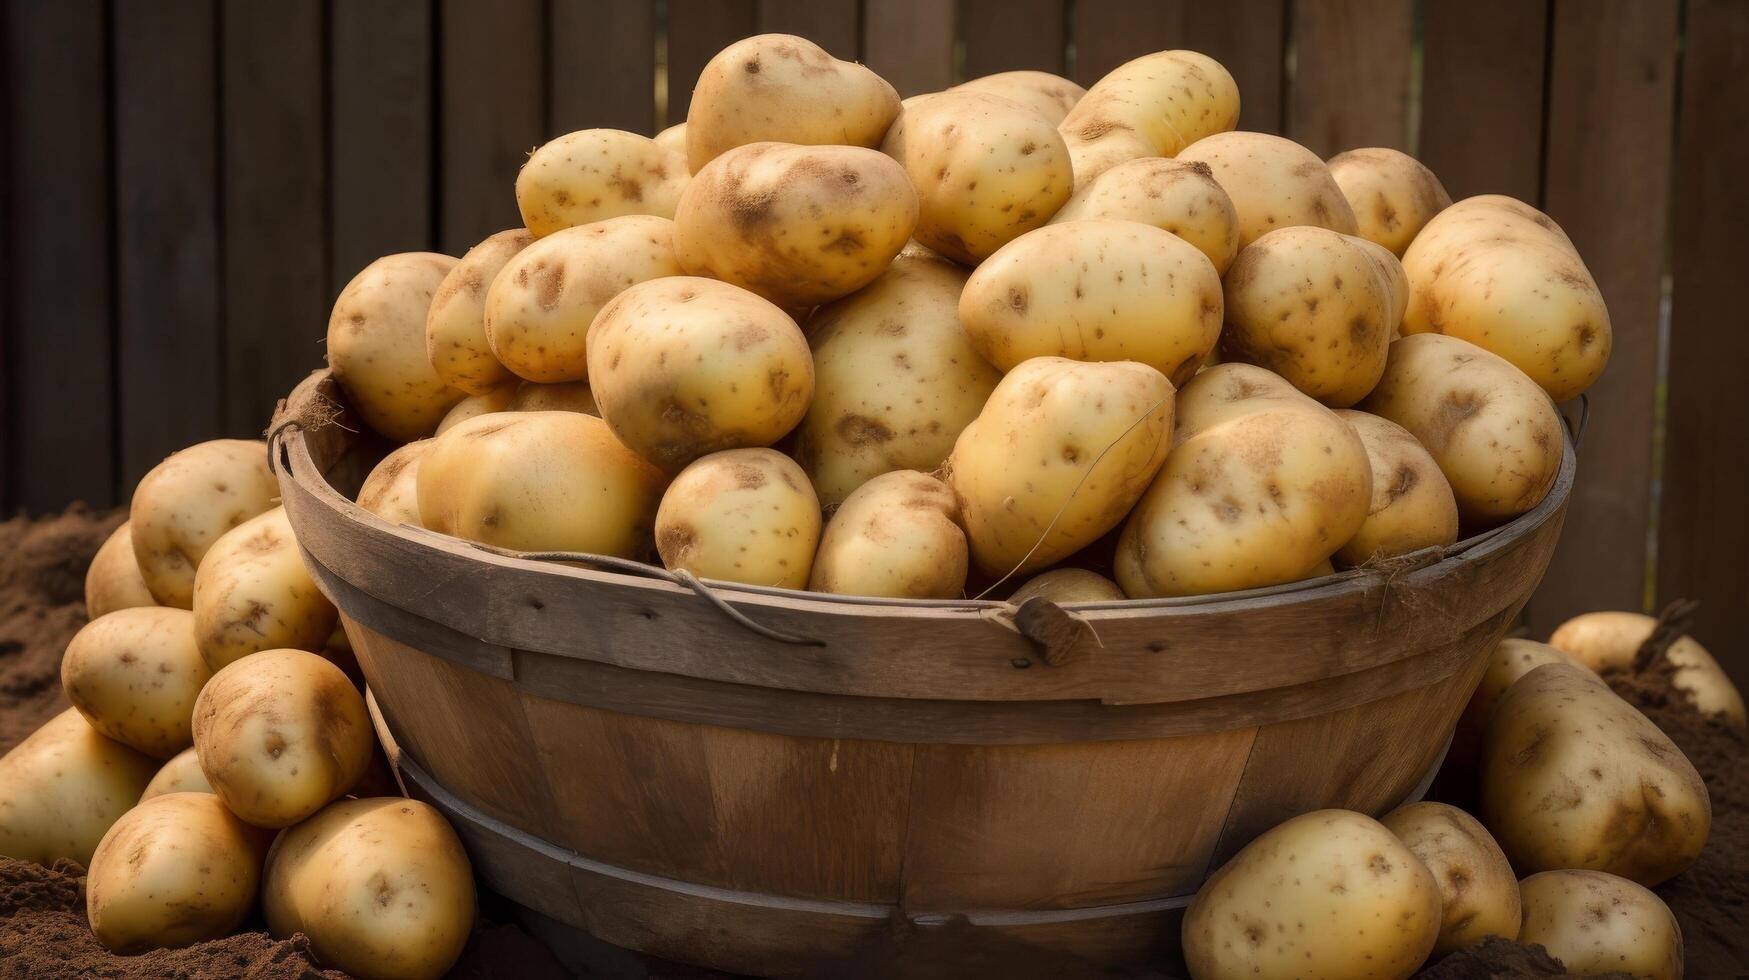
[1009,658,1031,669]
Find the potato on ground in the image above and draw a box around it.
[86,520,156,619]
[140,746,214,801]
[1327,147,1452,256]
[1058,50,1240,188]
[951,357,1173,579]
[505,379,597,415]
[86,792,267,953]
[356,439,433,527]
[425,229,530,394]
[1380,802,1521,954]
[1178,131,1360,248]
[808,471,968,599]
[1457,638,1591,750]
[1334,410,1459,565]
[264,798,475,980]
[949,70,1085,125]
[328,252,465,442]
[130,438,279,608]
[1183,809,1442,980]
[62,607,210,758]
[1117,365,1372,598]
[655,449,821,590]
[1047,157,1240,274]
[1009,568,1124,605]
[0,708,156,864]
[193,506,338,671]
[1549,610,1746,726]
[192,649,374,828]
[434,385,515,435]
[516,129,688,237]
[1517,870,1683,980]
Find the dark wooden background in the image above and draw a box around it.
[3,0,1744,683]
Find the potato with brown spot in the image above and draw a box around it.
[1059,50,1240,188]
[505,379,598,415]
[328,252,466,442]
[434,384,515,434]
[1549,611,1746,726]
[130,439,279,608]
[86,521,156,619]
[1327,147,1453,256]
[1047,157,1241,273]
[1516,870,1683,980]
[62,607,211,758]
[1334,409,1458,565]
[516,129,688,237]
[950,70,1085,125]
[356,439,433,527]
[655,448,820,590]
[1009,568,1124,605]
[809,470,968,599]
[140,746,214,801]
[0,708,156,865]
[1178,131,1360,247]
[425,229,531,394]
[193,507,338,671]
[1380,802,1521,954]
[1457,638,1594,756]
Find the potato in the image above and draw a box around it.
[0,708,156,864]
[130,439,279,608]
[192,649,374,828]
[654,449,820,590]
[808,470,967,599]
[140,746,213,801]
[425,229,531,394]
[1361,334,1563,524]
[1178,132,1360,248]
[1009,568,1124,605]
[1117,365,1372,598]
[950,70,1085,125]
[1333,410,1459,565]
[653,121,687,158]
[674,142,916,307]
[1380,802,1521,954]
[356,440,432,526]
[1482,663,1710,886]
[505,379,597,414]
[86,792,266,952]
[484,214,682,383]
[1327,148,1452,257]
[952,357,1173,579]
[1059,50,1240,188]
[328,252,465,441]
[434,385,514,435]
[960,220,1223,385]
[193,507,338,671]
[515,129,688,237]
[1183,809,1441,980]
[587,277,814,472]
[684,34,899,172]
[417,411,665,555]
[1047,157,1240,274]
[61,607,210,758]
[880,91,1072,264]
[1457,638,1592,749]
[1517,870,1683,980]
[1400,196,1610,400]
[86,521,156,619]
[1549,611,1746,727]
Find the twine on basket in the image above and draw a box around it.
[264,369,351,473]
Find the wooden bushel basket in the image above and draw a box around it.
[271,370,1574,975]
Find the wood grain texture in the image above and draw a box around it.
[551,0,658,135]
[756,0,860,60]
[438,0,546,254]
[1070,0,1184,86]
[1419,0,1550,200]
[962,0,1065,78]
[861,0,955,96]
[664,0,758,125]
[1184,0,1286,135]
[1286,0,1411,155]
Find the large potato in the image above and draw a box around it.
[793,252,999,507]
[1047,157,1240,274]
[880,91,1072,264]
[1333,409,1459,565]
[674,142,916,307]
[484,214,682,383]
[130,439,279,608]
[505,379,597,414]
[1117,365,1372,598]
[1059,50,1240,188]
[1549,610,1746,726]
[960,220,1223,385]
[193,507,338,671]
[1009,568,1124,605]
[1361,334,1563,524]
[1178,132,1360,248]
[1327,148,1452,257]
[62,607,211,758]
[0,708,156,864]
[192,649,374,828]
[515,129,688,237]
[328,252,465,441]
[434,385,514,434]
[425,229,530,394]
[1457,638,1592,750]
[587,277,814,472]
[950,70,1085,125]
[1482,663,1710,886]
[1183,809,1441,980]
[655,449,821,590]
[1380,802,1521,954]
[86,521,156,619]
[1516,870,1683,980]
[809,470,967,599]
[356,439,432,526]
[86,792,266,952]
[140,745,214,801]
[951,357,1173,579]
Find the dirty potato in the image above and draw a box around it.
[62,607,211,758]
[515,129,688,237]
[434,385,515,434]
[355,440,433,527]
[1380,802,1522,954]
[130,439,279,609]
[1517,870,1683,980]
[505,379,598,414]
[1549,611,1745,726]
[1009,568,1125,605]
[1333,410,1459,565]
[950,69,1085,125]
[1327,148,1452,257]
[140,746,214,801]
[328,252,465,442]
[1059,50,1240,188]
[808,470,968,599]
[425,229,531,394]
[1178,132,1360,248]
[0,708,157,865]
[654,449,821,590]
[193,507,338,671]
[1047,157,1241,274]
[86,521,156,619]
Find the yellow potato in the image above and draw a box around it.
[62,607,211,758]
[130,438,279,608]
[1009,568,1124,605]
[950,70,1085,125]
[434,385,515,435]
[515,129,688,237]
[1457,638,1593,751]
[1117,365,1372,598]
[655,449,820,590]
[960,220,1223,385]
[140,746,214,801]
[1047,157,1241,274]
[653,121,687,158]
[1380,802,1521,954]
[951,357,1173,579]
[1549,610,1746,727]
[0,708,156,864]
[484,214,682,383]
[674,142,917,307]
[328,252,465,441]
[86,521,156,619]
[193,507,338,671]
[808,470,967,599]
[1327,147,1452,257]
[1333,409,1459,565]
[1517,870,1683,980]
[1178,131,1360,248]
[1059,50,1240,188]
[356,439,433,526]
[505,379,598,414]
[425,229,530,394]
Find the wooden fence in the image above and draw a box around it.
[3,0,1744,684]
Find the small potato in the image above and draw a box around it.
[653,121,687,158]
[1549,610,1746,727]
[505,379,598,414]
[1457,638,1592,749]
[1117,365,1372,598]
[960,220,1223,385]
[1380,802,1521,954]
[193,507,338,671]
[425,229,531,394]
[1059,50,1240,188]
[1361,334,1562,524]
[192,649,374,828]
[1327,148,1452,257]
[62,607,211,758]
[685,34,899,172]
[793,252,1000,507]
[1482,663,1710,886]
[86,521,156,619]
[515,129,688,237]
[674,142,917,307]
[1047,157,1240,274]
[655,449,821,590]
[587,277,814,472]
[1178,131,1360,248]
[0,708,156,864]
[484,214,682,383]
[418,412,665,555]
[264,798,475,980]
[328,252,465,442]
[881,91,1071,264]
[434,385,515,434]
[1334,410,1459,565]
[1183,809,1441,980]
[86,792,266,952]
[951,357,1173,578]
[130,439,279,608]
[1517,870,1683,980]
[808,471,967,599]
[140,746,214,801]
[356,440,433,526]
[950,70,1085,125]
[1009,568,1124,605]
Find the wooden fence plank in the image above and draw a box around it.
[1661,0,1749,688]
[439,0,547,254]
[1184,0,1286,135]
[757,0,860,60]
[665,0,758,125]
[1286,0,1411,155]
[962,0,1065,78]
[1419,0,1549,200]
[1070,0,1183,88]
[4,0,117,508]
[861,0,954,97]
[551,0,657,135]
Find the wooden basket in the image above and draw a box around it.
[272,370,1573,975]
